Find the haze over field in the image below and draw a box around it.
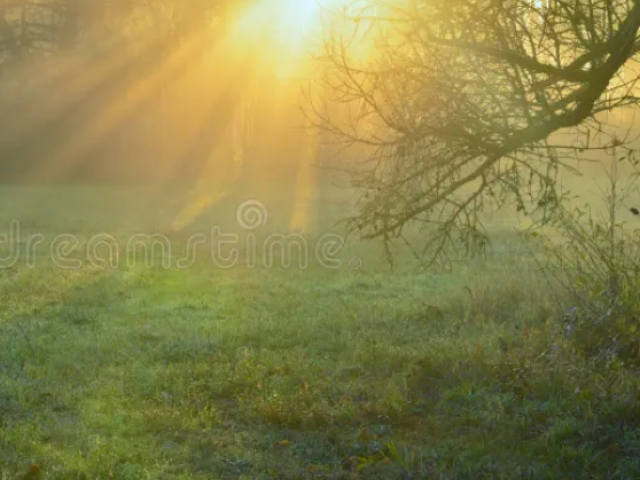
[3,2,640,479]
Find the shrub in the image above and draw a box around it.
[530,151,640,365]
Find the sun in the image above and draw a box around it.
[228,0,350,78]
[275,0,324,43]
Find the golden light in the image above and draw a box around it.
[168,0,372,230]
[274,0,324,44]
[228,0,360,78]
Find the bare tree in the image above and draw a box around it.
[312,0,640,267]
[0,0,233,67]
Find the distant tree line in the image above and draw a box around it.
[0,1,233,63]
[0,0,249,184]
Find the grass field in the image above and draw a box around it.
[1,183,639,480]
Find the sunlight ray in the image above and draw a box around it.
[33,38,204,182]
[289,118,319,233]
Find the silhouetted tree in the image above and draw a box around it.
[314,0,640,267]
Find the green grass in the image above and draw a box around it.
[1,185,639,480]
